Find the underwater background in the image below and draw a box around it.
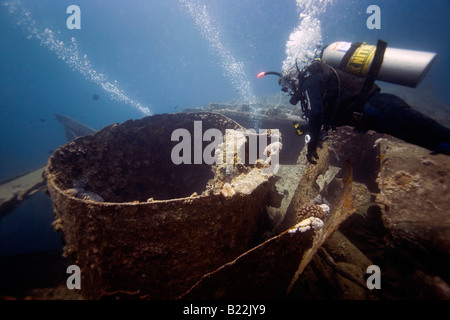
[0,0,449,257]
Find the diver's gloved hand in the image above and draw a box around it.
[306,142,319,165]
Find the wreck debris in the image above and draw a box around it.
[276,140,334,233]
[376,138,450,249]
[45,112,280,299]
[0,165,47,219]
[375,138,450,295]
[179,142,355,299]
[0,114,100,220]
[316,246,368,290]
[302,134,450,300]
[284,157,355,297]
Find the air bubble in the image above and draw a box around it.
[4,0,151,116]
[180,0,260,129]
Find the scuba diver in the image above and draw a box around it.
[259,40,450,164]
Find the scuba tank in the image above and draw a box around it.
[321,41,436,88]
[257,39,437,133]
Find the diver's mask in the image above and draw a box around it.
[280,76,304,106]
[257,70,302,105]
[279,77,296,96]
[278,72,303,106]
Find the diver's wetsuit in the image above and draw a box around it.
[300,61,450,161]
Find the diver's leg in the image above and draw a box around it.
[362,93,450,154]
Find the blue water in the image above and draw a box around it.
[0,0,449,256]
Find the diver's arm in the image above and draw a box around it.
[303,73,324,164]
